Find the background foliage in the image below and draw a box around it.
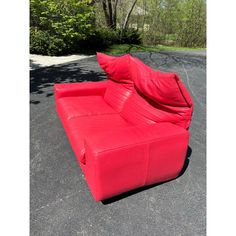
[30,0,206,56]
[30,0,95,55]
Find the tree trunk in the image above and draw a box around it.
[122,0,138,30]
[112,0,118,29]
[102,0,118,29]
[102,0,110,27]
[107,0,113,27]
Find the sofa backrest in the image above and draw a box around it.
[103,80,133,112]
[97,52,193,129]
[97,53,134,112]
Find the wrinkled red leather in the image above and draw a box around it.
[54,53,193,201]
[97,52,193,129]
[55,81,108,100]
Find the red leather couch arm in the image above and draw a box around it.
[84,122,190,201]
[54,81,108,99]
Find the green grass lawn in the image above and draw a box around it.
[102,44,206,55]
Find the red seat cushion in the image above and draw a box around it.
[63,114,132,164]
[56,96,116,121]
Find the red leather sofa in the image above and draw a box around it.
[54,52,193,201]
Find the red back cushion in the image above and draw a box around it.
[129,56,192,107]
[97,52,193,129]
[103,80,133,112]
[97,52,132,84]
[129,56,193,128]
[97,52,134,112]
[120,90,191,127]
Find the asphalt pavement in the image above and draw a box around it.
[30,51,206,236]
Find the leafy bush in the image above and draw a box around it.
[30,28,50,55]
[30,0,95,55]
[117,28,142,44]
[142,32,164,45]
[176,0,206,47]
[30,0,142,55]
[130,0,206,48]
[80,28,141,52]
[84,28,119,49]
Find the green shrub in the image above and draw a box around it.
[30,0,95,55]
[30,28,50,55]
[89,28,119,48]
[80,28,141,52]
[30,0,142,55]
[176,0,206,47]
[142,32,164,45]
[30,27,72,56]
[117,28,142,45]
